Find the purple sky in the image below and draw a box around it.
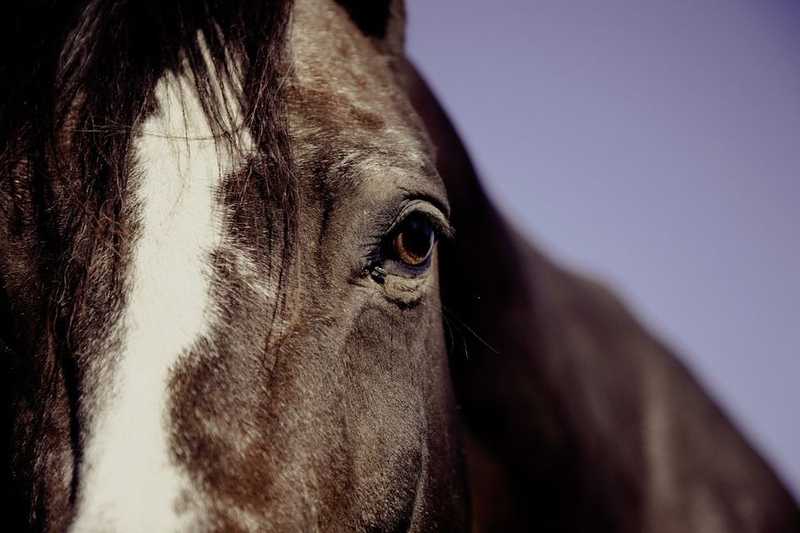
[407,0,800,497]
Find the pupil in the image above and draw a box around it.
[403,218,432,259]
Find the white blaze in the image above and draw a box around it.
[71,71,237,531]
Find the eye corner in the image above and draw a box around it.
[431,215,456,242]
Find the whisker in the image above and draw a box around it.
[414,294,499,357]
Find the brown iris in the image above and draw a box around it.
[393,215,435,267]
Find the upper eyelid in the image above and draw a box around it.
[397,185,450,219]
[388,199,455,241]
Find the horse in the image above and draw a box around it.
[0,0,796,531]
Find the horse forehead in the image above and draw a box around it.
[288,0,439,187]
[291,0,391,82]
[290,0,405,115]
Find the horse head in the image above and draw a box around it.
[0,1,796,532]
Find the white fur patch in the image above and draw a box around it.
[70,69,241,531]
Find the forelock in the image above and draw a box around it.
[1,0,294,165]
[0,0,299,378]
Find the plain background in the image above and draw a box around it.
[406,0,799,498]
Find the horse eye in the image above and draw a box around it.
[392,214,436,267]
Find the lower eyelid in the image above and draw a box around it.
[379,271,432,307]
[388,256,433,276]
